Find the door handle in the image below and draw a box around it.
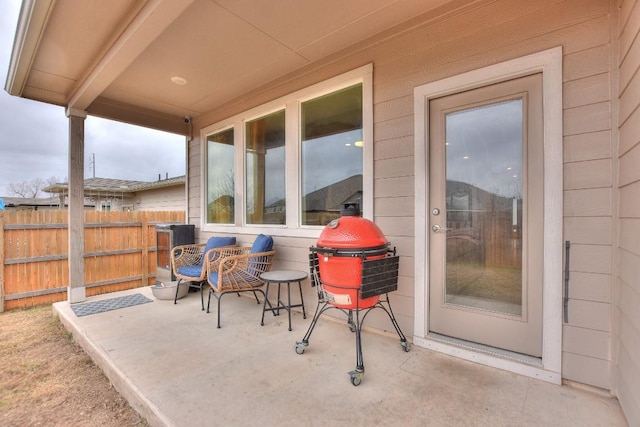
[432,224,452,233]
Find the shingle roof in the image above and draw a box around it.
[43,176,185,194]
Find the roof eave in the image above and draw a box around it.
[4,0,55,96]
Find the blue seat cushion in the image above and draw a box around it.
[251,234,273,253]
[177,265,203,278]
[208,272,221,287]
[201,236,237,265]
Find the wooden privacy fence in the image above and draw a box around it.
[0,210,185,311]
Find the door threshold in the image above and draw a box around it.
[427,332,542,367]
[415,333,560,384]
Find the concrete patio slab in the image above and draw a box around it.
[53,287,627,427]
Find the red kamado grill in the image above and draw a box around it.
[295,204,410,386]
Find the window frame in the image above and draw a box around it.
[200,64,373,238]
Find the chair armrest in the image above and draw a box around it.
[171,243,206,274]
[204,246,249,271]
[208,249,276,292]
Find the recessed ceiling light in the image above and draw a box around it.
[171,76,188,85]
[354,141,364,148]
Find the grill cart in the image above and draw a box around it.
[295,204,410,386]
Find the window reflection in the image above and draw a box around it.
[246,110,286,225]
[301,84,363,225]
[207,128,234,224]
[444,99,524,315]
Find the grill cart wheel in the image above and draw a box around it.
[349,370,363,386]
[295,341,307,354]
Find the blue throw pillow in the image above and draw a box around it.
[251,234,273,253]
[201,236,236,265]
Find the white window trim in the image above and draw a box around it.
[200,64,373,238]
[413,47,563,384]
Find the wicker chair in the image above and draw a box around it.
[171,236,237,309]
[205,234,275,328]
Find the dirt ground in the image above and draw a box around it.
[0,305,147,427]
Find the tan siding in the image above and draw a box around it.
[562,18,614,388]
[563,325,610,359]
[136,186,185,211]
[187,136,202,226]
[619,249,640,291]
[563,73,611,109]
[570,244,612,275]
[616,355,640,425]
[373,95,412,123]
[564,45,611,82]
[619,281,640,337]
[564,131,612,163]
[567,299,611,331]
[615,0,640,423]
[569,272,611,303]
[564,216,612,245]
[619,69,640,121]
[619,0,640,62]
[562,352,610,389]
[375,176,414,198]
[375,157,414,179]
[564,188,612,216]
[187,0,620,388]
[375,216,414,237]
[619,106,640,154]
[618,29,640,92]
[619,218,640,254]
[563,102,612,135]
[374,136,413,160]
[619,145,640,186]
[374,115,413,141]
[375,196,414,217]
[564,159,612,189]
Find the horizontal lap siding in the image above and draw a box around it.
[561,27,613,387]
[136,186,185,211]
[615,0,640,424]
[187,0,616,384]
[373,0,614,382]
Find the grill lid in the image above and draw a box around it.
[316,204,387,250]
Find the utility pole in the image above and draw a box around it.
[89,153,96,178]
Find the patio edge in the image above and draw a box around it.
[52,300,172,427]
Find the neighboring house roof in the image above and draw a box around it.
[43,176,185,195]
[0,196,95,208]
[1,196,61,207]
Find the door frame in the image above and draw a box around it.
[413,47,563,384]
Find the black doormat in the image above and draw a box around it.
[71,293,152,317]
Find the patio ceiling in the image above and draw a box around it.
[5,0,465,135]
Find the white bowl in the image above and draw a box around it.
[151,281,189,300]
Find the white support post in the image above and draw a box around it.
[66,109,87,303]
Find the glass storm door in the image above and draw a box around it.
[428,74,543,357]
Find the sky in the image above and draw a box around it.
[0,0,185,197]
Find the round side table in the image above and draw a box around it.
[260,270,308,331]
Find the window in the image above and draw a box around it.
[206,128,234,224]
[301,84,363,225]
[246,110,286,225]
[202,65,372,235]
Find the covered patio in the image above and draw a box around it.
[6,0,640,424]
[53,288,626,426]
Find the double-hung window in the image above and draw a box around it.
[202,65,372,235]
